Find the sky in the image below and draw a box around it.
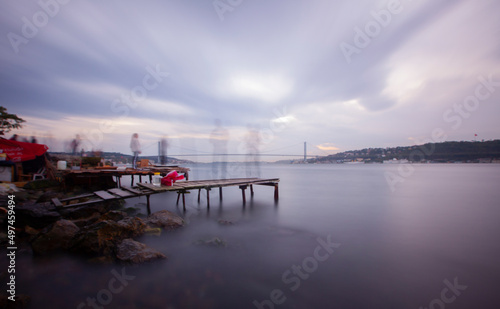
[1,0,499,162]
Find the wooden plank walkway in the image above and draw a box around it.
[138,178,280,210]
[61,166,190,187]
[51,178,279,214]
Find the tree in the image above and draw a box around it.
[0,106,25,136]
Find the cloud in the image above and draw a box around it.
[316,143,340,152]
[1,0,499,158]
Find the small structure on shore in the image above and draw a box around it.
[0,138,51,183]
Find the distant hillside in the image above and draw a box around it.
[49,151,193,165]
[307,140,500,163]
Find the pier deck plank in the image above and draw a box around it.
[51,178,279,214]
[138,178,279,192]
[94,190,118,200]
[108,188,135,197]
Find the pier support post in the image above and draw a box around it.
[274,184,279,201]
[250,184,254,197]
[176,190,188,210]
[239,185,247,204]
[198,189,201,203]
[206,188,210,208]
[219,187,223,201]
[146,195,151,215]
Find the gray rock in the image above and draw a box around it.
[194,237,227,248]
[116,238,166,263]
[69,217,148,257]
[145,210,184,229]
[16,202,61,229]
[31,219,80,255]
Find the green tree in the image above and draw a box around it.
[0,106,25,136]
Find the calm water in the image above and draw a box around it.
[8,164,500,308]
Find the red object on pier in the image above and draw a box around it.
[0,138,49,162]
[161,170,184,186]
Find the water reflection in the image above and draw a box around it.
[10,164,500,308]
[244,124,261,178]
[209,119,229,179]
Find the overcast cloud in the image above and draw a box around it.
[1,0,499,160]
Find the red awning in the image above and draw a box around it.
[0,138,49,163]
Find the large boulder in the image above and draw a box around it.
[69,217,148,257]
[58,202,109,220]
[31,219,80,255]
[116,238,166,264]
[99,210,127,222]
[16,202,61,229]
[145,210,184,229]
[70,212,102,228]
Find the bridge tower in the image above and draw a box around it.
[304,142,307,162]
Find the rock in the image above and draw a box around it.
[218,219,235,226]
[24,225,40,236]
[70,212,102,228]
[145,210,184,229]
[0,232,7,244]
[16,202,61,229]
[144,227,162,236]
[123,206,141,216]
[35,191,65,203]
[99,210,127,222]
[115,217,149,238]
[69,220,118,257]
[69,217,148,258]
[116,238,166,264]
[0,294,31,308]
[23,179,60,190]
[31,219,80,255]
[88,256,115,265]
[58,202,108,220]
[194,237,227,248]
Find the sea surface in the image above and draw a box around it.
[7,163,500,308]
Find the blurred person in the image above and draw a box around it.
[130,133,141,169]
[71,134,81,155]
[160,136,168,165]
[210,119,229,178]
[9,134,18,141]
[244,124,261,178]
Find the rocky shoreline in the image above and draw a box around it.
[0,179,189,306]
[2,180,185,264]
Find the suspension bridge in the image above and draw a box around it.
[141,141,310,161]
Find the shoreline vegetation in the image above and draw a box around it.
[300,139,500,164]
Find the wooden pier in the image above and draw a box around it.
[51,178,279,214]
[59,166,190,187]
